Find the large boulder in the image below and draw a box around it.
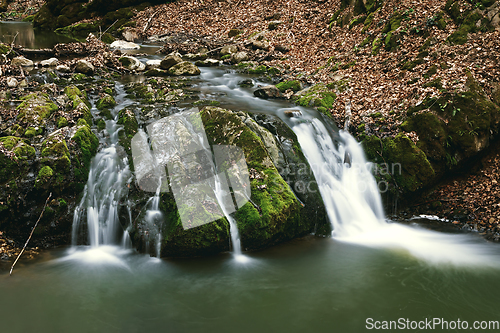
[128,107,328,256]
[167,61,201,76]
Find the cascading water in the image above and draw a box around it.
[71,84,133,252]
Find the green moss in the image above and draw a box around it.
[276,80,302,92]
[221,54,231,60]
[371,37,382,55]
[423,65,438,79]
[57,117,68,128]
[71,124,99,171]
[424,77,443,89]
[294,84,336,114]
[401,58,424,71]
[248,65,267,74]
[16,92,58,126]
[96,94,116,110]
[71,73,87,82]
[193,100,221,107]
[13,144,35,160]
[349,15,367,29]
[101,33,115,44]
[35,166,53,189]
[0,43,11,54]
[0,136,21,150]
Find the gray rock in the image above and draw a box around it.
[220,45,238,56]
[146,60,161,70]
[56,64,71,73]
[231,51,249,64]
[40,58,59,67]
[110,40,140,50]
[167,61,201,76]
[160,54,183,70]
[7,77,18,88]
[254,85,283,99]
[122,27,140,42]
[251,40,270,51]
[119,56,146,71]
[75,60,94,75]
[194,59,220,67]
[11,56,34,67]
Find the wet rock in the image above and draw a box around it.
[6,77,18,88]
[194,59,220,67]
[167,61,201,76]
[75,59,94,75]
[231,51,249,63]
[96,94,116,110]
[119,56,146,71]
[144,68,169,77]
[238,79,254,88]
[160,54,182,70]
[284,110,302,117]
[40,58,58,67]
[254,85,283,99]
[11,56,34,67]
[110,40,140,50]
[184,53,208,61]
[146,59,161,70]
[220,45,238,56]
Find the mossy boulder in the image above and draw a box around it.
[70,121,99,182]
[64,85,92,124]
[16,92,58,132]
[293,84,336,118]
[96,93,116,110]
[167,61,201,76]
[276,80,302,92]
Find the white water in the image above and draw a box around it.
[143,184,164,257]
[71,84,133,253]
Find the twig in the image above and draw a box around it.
[99,19,119,39]
[10,192,52,276]
[143,10,159,34]
[10,31,18,48]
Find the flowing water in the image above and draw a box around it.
[2,23,500,333]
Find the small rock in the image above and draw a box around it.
[268,21,283,30]
[252,40,270,51]
[40,58,58,67]
[284,110,302,117]
[56,64,71,73]
[220,45,238,56]
[228,29,243,38]
[122,27,140,42]
[185,53,208,61]
[11,56,34,67]
[110,40,140,50]
[75,60,94,75]
[7,77,18,88]
[231,51,249,63]
[18,79,28,88]
[144,68,169,76]
[146,60,161,70]
[160,54,183,70]
[275,45,290,53]
[194,59,220,67]
[254,85,283,99]
[238,79,254,88]
[119,56,146,71]
[167,61,201,76]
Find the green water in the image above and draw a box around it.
[1,234,500,333]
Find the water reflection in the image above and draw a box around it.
[0,21,76,49]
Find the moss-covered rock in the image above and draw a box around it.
[64,85,92,124]
[96,93,116,110]
[16,92,58,131]
[293,84,336,118]
[276,80,302,92]
[70,121,99,182]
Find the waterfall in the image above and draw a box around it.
[143,184,164,257]
[72,84,133,248]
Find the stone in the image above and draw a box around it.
[254,85,283,99]
[284,110,302,117]
[110,40,140,50]
[268,20,283,30]
[40,58,59,67]
[220,45,238,56]
[167,61,201,76]
[144,68,169,76]
[119,56,146,71]
[185,53,208,61]
[160,54,183,70]
[231,51,249,64]
[75,60,94,75]
[7,77,18,88]
[146,59,161,70]
[194,59,220,67]
[251,40,270,51]
[56,64,71,73]
[122,27,140,42]
[11,56,34,67]
[238,79,254,88]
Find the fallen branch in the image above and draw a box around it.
[99,19,119,40]
[143,10,159,34]
[9,192,52,276]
